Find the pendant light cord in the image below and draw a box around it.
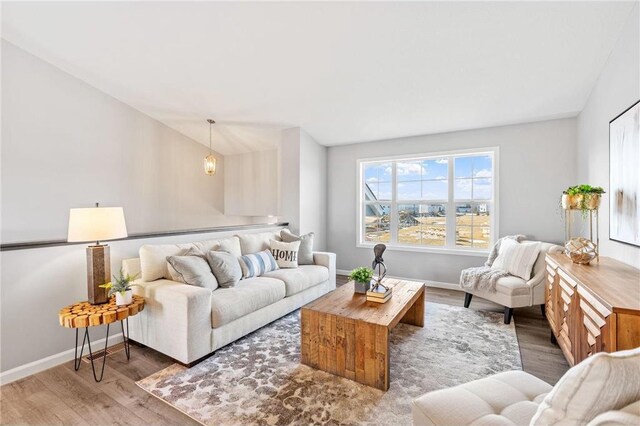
[207,119,215,154]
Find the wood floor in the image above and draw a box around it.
[0,275,569,425]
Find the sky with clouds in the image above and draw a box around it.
[364,155,493,201]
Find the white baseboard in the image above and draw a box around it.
[0,334,124,386]
[336,269,460,291]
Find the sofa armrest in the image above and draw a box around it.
[130,279,212,363]
[313,251,336,289]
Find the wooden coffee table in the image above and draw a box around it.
[301,278,425,391]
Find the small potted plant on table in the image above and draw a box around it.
[100,269,140,306]
[349,267,374,294]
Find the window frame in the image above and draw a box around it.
[357,147,499,256]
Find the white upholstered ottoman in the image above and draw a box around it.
[412,371,551,425]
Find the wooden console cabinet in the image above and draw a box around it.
[545,253,640,366]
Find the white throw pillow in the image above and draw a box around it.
[491,239,541,280]
[532,348,640,425]
[139,242,195,282]
[269,239,300,268]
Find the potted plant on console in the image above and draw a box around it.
[349,266,374,294]
[561,184,605,213]
[561,184,605,265]
[100,269,140,306]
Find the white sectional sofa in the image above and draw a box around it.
[122,230,336,364]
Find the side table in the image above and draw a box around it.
[58,295,145,382]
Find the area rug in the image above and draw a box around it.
[137,303,521,425]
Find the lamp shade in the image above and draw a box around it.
[67,207,128,243]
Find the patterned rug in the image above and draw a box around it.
[137,302,521,425]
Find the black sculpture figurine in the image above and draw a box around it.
[371,244,388,290]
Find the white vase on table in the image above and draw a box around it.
[115,289,133,306]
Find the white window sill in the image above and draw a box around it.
[356,243,490,257]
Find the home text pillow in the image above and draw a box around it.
[238,250,279,279]
[531,348,640,425]
[280,230,314,265]
[270,239,300,268]
[166,254,218,291]
[205,250,242,288]
[491,239,541,280]
[237,231,282,255]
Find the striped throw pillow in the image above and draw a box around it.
[491,239,541,280]
[238,250,279,279]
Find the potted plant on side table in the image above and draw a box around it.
[349,266,374,294]
[100,268,140,306]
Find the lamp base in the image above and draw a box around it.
[87,245,110,304]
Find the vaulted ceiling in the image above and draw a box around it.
[2,1,636,154]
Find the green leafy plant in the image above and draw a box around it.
[563,184,605,195]
[349,267,374,284]
[100,268,140,296]
[561,184,606,218]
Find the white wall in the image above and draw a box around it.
[299,129,327,251]
[1,40,252,244]
[577,4,640,268]
[279,128,301,234]
[327,118,577,284]
[278,127,328,250]
[224,149,279,216]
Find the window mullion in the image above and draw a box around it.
[390,162,398,244]
[446,156,455,248]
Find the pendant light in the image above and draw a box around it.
[204,119,217,176]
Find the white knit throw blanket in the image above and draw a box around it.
[459,235,526,293]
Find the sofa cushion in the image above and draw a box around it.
[139,236,241,282]
[280,230,315,265]
[238,250,279,278]
[166,253,218,291]
[270,239,300,268]
[492,239,541,280]
[262,265,329,297]
[412,371,552,426]
[194,236,241,257]
[532,347,640,425]
[140,242,195,282]
[237,231,282,255]
[205,251,242,288]
[495,276,530,297]
[210,277,286,328]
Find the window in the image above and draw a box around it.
[359,148,497,254]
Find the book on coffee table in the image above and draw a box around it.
[367,293,392,303]
[366,284,392,303]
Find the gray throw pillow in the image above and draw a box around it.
[205,250,242,288]
[280,229,314,265]
[166,255,218,291]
